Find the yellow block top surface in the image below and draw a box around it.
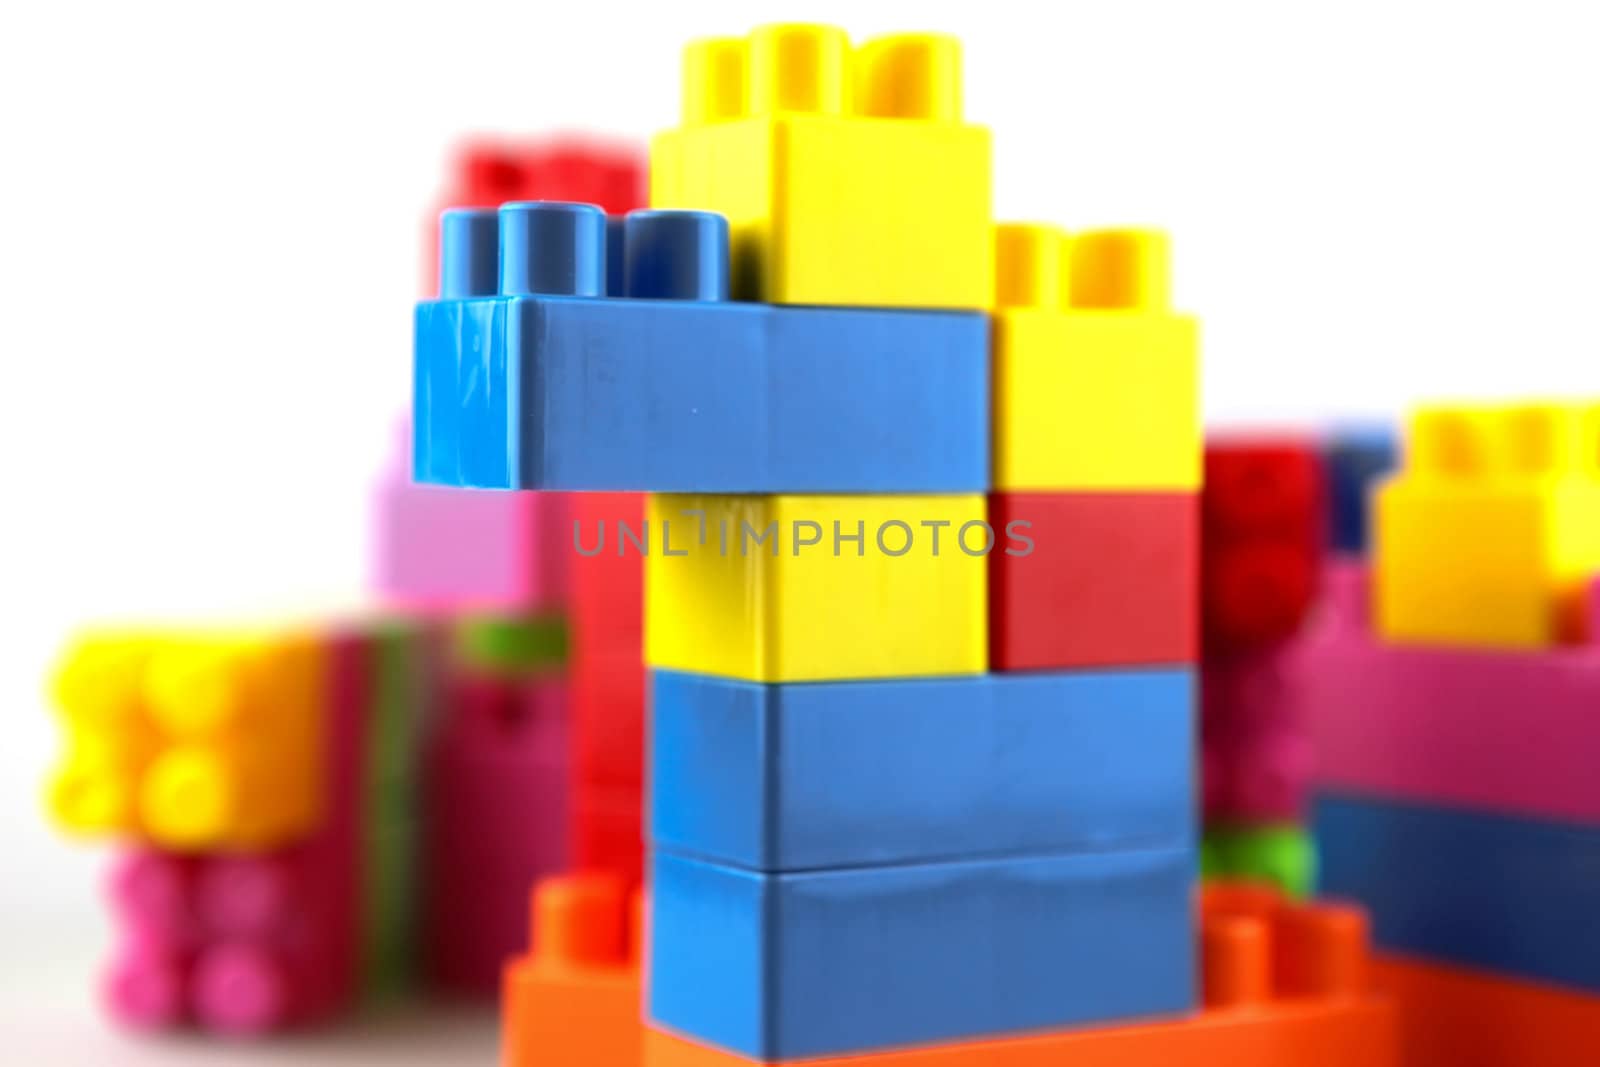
[1401,402,1600,483]
[681,25,963,124]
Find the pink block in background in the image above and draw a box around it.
[1300,561,1600,826]
[1204,726,1314,823]
[102,928,189,1030]
[421,673,569,995]
[373,419,569,612]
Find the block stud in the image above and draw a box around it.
[1202,914,1272,1008]
[624,211,730,301]
[532,874,628,966]
[1501,403,1583,477]
[1069,229,1171,311]
[856,34,961,120]
[683,37,746,124]
[1274,902,1369,998]
[141,748,235,846]
[994,224,1065,309]
[498,202,607,298]
[439,208,501,299]
[1407,407,1491,477]
[748,24,849,116]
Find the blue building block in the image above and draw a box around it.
[648,846,1195,1060]
[1316,792,1600,993]
[650,668,1194,872]
[414,202,990,494]
[1322,425,1395,554]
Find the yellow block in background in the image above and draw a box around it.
[991,226,1200,491]
[1375,402,1600,648]
[651,24,992,309]
[646,494,988,682]
[47,628,326,849]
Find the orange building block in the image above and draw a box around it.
[1373,953,1600,1067]
[643,884,1396,1067]
[503,874,643,1067]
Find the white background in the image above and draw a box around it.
[3,0,1599,1061]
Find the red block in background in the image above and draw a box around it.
[989,492,1198,671]
[570,493,646,887]
[573,785,644,889]
[423,136,646,296]
[1202,438,1325,651]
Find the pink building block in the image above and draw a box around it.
[1299,560,1600,825]
[1202,639,1314,823]
[421,672,569,995]
[372,419,569,612]
[103,928,189,1030]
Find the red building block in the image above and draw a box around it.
[990,492,1198,670]
[570,493,647,887]
[1201,438,1324,650]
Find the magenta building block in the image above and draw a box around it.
[196,854,298,941]
[373,418,570,612]
[420,673,570,995]
[191,942,295,1036]
[107,849,196,948]
[1204,726,1313,823]
[102,931,189,1030]
[1300,561,1600,825]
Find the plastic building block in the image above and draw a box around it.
[988,492,1197,670]
[1316,791,1600,993]
[1202,725,1312,824]
[1373,953,1600,1067]
[648,888,1392,1066]
[1202,436,1324,649]
[991,226,1200,490]
[645,493,988,682]
[450,613,568,674]
[1375,402,1600,648]
[650,668,1192,871]
[362,623,433,998]
[650,25,992,309]
[421,673,569,994]
[504,874,643,1067]
[1200,824,1315,898]
[1299,562,1600,825]
[1323,424,1395,554]
[648,847,1194,1060]
[373,419,571,611]
[574,783,644,888]
[414,203,991,494]
[49,629,326,850]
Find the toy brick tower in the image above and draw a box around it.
[413,21,1201,1064]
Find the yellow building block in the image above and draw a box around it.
[47,628,326,849]
[651,24,992,309]
[1375,402,1600,648]
[645,494,988,682]
[991,226,1201,490]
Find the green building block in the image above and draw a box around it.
[1201,823,1316,899]
[451,613,568,675]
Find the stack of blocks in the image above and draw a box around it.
[413,22,1215,1066]
[48,625,430,1032]
[1198,436,1326,896]
[1300,402,1600,1065]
